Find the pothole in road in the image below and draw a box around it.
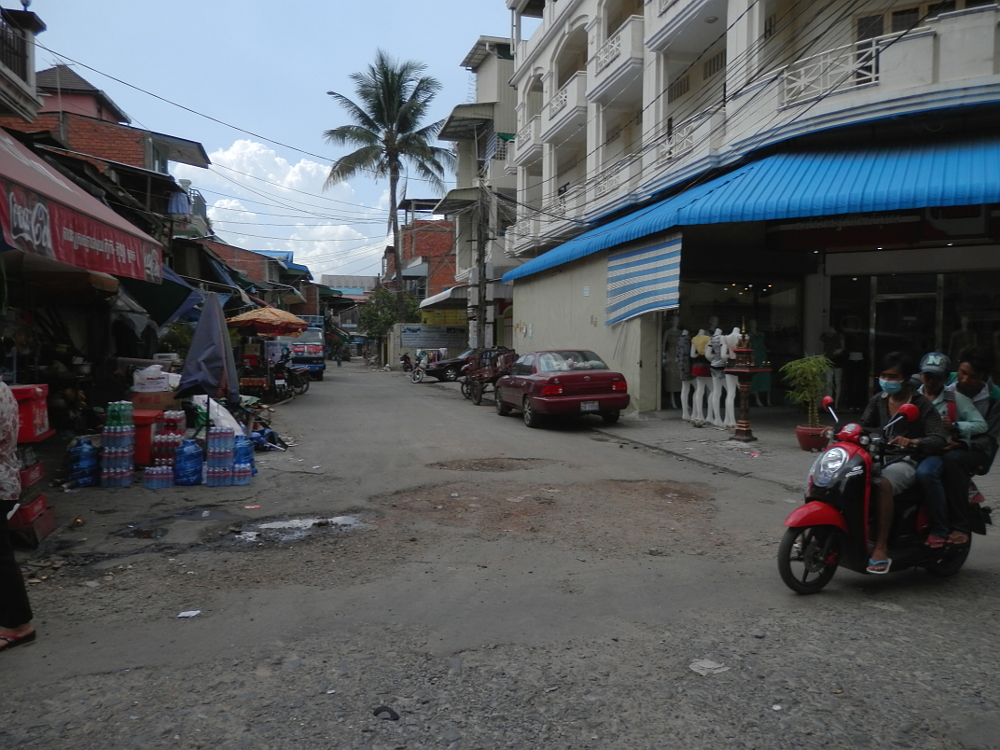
[429,457,555,472]
[114,506,243,539]
[230,515,367,544]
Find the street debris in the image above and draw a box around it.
[372,706,399,721]
[244,505,260,509]
[177,610,201,618]
[689,659,729,676]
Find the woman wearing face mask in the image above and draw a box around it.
[859,351,950,574]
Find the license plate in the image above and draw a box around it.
[580,401,599,412]
[275,379,286,387]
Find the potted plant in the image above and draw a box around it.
[780,355,834,451]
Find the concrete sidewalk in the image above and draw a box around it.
[596,405,1000,500]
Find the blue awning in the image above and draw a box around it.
[503,135,1000,283]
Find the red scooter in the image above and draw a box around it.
[778,397,992,594]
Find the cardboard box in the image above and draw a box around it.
[131,391,181,411]
[10,384,50,442]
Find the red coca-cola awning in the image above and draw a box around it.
[0,129,162,282]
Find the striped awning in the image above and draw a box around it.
[606,234,680,326]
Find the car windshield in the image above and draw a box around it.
[277,329,323,344]
[536,351,609,372]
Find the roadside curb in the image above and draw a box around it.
[591,426,804,493]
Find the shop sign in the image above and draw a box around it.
[400,325,468,349]
[1,177,162,282]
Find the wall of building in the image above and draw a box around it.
[289,284,321,317]
[202,240,276,284]
[0,111,147,169]
[509,254,660,413]
[37,92,120,122]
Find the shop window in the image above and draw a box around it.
[876,273,936,295]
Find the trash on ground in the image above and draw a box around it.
[372,706,399,721]
[772,704,782,711]
[244,505,260,509]
[177,610,201,618]
[689,659,729,676]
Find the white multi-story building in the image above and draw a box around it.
[502,0,1000,412]
[433,36,521,347]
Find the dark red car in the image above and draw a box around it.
[494,350,630,428]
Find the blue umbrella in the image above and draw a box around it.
[175,292,240,404]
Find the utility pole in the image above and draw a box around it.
[475,183,489,349]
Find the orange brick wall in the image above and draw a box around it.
[203,240,275,284]
[0,112,147,169]
[383,219,455,297]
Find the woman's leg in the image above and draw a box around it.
[0,514,33,634]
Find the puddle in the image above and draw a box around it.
[173,508,241,522]
[113,506,241,539]
[232,516,366,544]
[115,525,170,540]
[429,458,554,472]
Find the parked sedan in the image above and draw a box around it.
[425,348,476,381]
[494,350,630,428]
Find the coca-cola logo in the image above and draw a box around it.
[8,189,54,256]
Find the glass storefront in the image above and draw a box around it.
[830,270,1000,406]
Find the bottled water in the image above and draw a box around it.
[174,440,203,486]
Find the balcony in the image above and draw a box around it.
[513,115,542,166]
[647,0,717,53]
[0,8,45,121]
[781,35,890,105]
[640,106,725,195]
[587,16,644,106]
[538,184,586,241]
[506,214,539,258]
[541,72,588,145]
[593,154,642,205]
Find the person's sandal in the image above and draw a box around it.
[0,630,36,653]
[947,531,970,546]
[924,534,947,549]
[866,558,892,575]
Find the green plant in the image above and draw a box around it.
[358,288,420,338]
[780,355,834,428]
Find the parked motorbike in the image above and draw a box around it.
[399,353,413,373]
[409,355,426,384]
[272,356,310,399]
[778,396,992,594]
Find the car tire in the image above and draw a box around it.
[601,411,620,424]
[443,367,459,382]
[523,397,543,428]
[495,387,511,416]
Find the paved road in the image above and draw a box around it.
[3,362,999,749]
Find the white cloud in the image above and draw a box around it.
[172,139,390,276]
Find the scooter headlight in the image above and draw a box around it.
[812,447,849,487]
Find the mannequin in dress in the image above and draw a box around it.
[820,327,846,408]
[706,327,726,426]
[690,328,711,422]
[748,319,771,407]
[722,327,742,428]
[662,314,682,409]
[676,328,693,420]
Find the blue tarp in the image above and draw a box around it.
[503,135,1000,283]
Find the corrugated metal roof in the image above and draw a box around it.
[503,136,1000,283]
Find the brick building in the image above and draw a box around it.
[382,199,455,300]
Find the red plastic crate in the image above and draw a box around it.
[10,384,50,443]
[9,494,48,526]
[9,505,56,548]
[18,462,44,490]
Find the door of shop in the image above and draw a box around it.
[870,284,942,382]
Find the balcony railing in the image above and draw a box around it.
[782,31,917,104]
[655,115,698,163]
[596,30,622,73]
[549,81,571,117]
[0,15,28,81]
[659,0,680,15]
[517,116,540,150]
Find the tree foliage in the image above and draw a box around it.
[323,50,454,323]
[358,288,421,338]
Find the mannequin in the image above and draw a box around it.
[949,316,977,365]
[677,328,693,420]
[662,315,682,409]
[706,327,726,426]
[748,319,771,407]
[722,327,742,428]
[821,327,846,408]
[690,328,711,422]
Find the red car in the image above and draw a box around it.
[494,350,630,428]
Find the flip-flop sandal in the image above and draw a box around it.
[0,630,36,653]
[925,535,947,549]
[867,558,892,575]
[947,532,970,546]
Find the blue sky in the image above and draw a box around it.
[32,0,512,277]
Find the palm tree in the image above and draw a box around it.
[324,50,454,322]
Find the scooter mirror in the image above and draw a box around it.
[821,396,835,412]
[898,403,920,422]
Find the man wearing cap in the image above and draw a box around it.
[915,352,986,548]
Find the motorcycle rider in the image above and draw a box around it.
[914,352,986,548]
[941,346,1000,544]
[860,351,950,574]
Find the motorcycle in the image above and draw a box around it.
[778,396,992,594]
[272,356,310,399]
[399,353,413,373]
[409,355,426,384]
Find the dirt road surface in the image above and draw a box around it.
[3,362,1000,749]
